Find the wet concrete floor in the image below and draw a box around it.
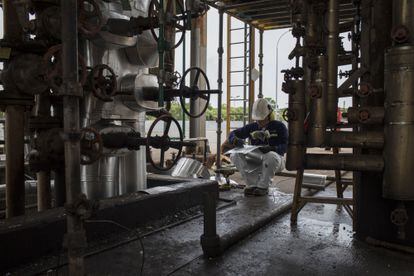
[175,187,414,276]
[72,183,414,276]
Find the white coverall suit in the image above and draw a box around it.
[230,149,285,189]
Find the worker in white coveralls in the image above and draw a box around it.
[228,98,288,196]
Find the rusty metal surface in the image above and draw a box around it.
[208,0,356,31]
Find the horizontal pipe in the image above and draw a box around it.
[300,196,354,205]
[305,154,384,171]
[325,131,384,148]
[347,106,384,125]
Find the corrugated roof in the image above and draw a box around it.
[208,0,356,31]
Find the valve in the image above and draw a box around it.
[80,128,103,165]
[78,0,105,37]
[42,45,87,94]
[282,109,297,122]
[90,64,117,102]
[391,25,410,44]
[148,0,187,50]
[179,67,214,118]
[147,115,195,171]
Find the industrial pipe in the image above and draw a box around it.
[347,106,384,125]
[392,0,414,45]
[308,55,327,147]
[326,0,339,125]
[216,9,224,170]
[305,154,384,172]
[258,30,264,98]
[61,0,86,274]
[383,45,414,200]
[286,80,306,170]
[200,191,220,257]
[3,0,27,218]
[36,171,51,211]
[325,131,384,149]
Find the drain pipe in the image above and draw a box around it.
[326,0,339,126]
[61,1,86,274]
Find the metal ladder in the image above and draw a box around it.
[226,16,252,136]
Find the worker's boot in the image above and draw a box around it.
[252,187,268,196]
[244,186,257,196]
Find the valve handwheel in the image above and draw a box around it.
[147,115,184,171]
[91,64,117,102]
[78,0,105,36]
[179,67,211,118]
[282,108,296,122]
[148,0,186,50]
[80,128,103,165]
[43,45,87,93]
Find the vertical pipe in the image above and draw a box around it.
[200,191,220,257]
[248,26,256,122]
[258,29,264,98]
[158,0,165,107]
[326,0,339,125]
[286,80,306,170]
[5,106,25,218]
[53,169,66,207]
[190,15,207,139]
[226,15,231,136]
[182,33,186,137]
[3,0,26,218]
[216,9,224,170]
[61,0,85,274]
[308,55,327,146]
[243,23,248,126]
[37,171,51,211]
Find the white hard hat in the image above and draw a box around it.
[252,98,272,120]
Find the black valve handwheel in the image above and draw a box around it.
[90,64,117,102]
[147,115,183,171]
[148,0,186,50]
[78,0,105,36]
[80,128,103,165]
[282,108,297,122]
[42,45,87,93]
[179,67,211,118]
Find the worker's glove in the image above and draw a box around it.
[250,130,270,142]
[232,137,245,147]
[258,145,277,154]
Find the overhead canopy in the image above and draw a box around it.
[207,0,357,31]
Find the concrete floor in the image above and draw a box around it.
[64,182,414,276]
[176,190,414,276]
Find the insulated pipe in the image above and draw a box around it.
[3,0,26,218]
[326,0,339,125]
[216,9,224,170]
[308,55,327,147]
[325,131,384,149]
[383,46,414,200]
[61,1,85,274]
[305,154,384,172]
[286,80,306,170]
[347,106,384,125]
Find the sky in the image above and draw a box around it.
[0,6,352,110]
